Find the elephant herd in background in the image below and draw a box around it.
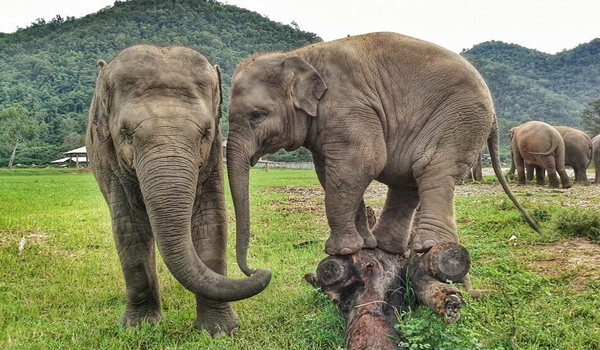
[504,120,598,188]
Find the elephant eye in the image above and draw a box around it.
[120,129,133,144]
[250,110,268,122]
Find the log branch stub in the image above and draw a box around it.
[316,256,354,288]
[407,242,470,323]
[426,242,471,282]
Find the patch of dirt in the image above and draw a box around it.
[0,229,48,250]
[273,186,325,216]
[528,238,600,290]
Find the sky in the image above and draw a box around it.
[0,0,598,54]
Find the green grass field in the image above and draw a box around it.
[0,168,599,349]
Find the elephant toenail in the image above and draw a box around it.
[340,248,354,255]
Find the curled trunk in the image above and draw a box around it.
[138,153,270,301]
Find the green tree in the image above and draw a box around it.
[0,106,38,168]
[581,98,600,137]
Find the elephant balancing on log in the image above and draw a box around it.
[306,242,471,350]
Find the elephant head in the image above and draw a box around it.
[226,54,327,275]
[88,45,270,301]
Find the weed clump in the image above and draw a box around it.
[395,307,483,350]
[554,209,600,241]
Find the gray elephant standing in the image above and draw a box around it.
[225,32,539,279]
[86,45,270,336]
[553,126,592,183]
[593,134,600,183]
[509,121,571,188]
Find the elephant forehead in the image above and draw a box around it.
[231,81,273,109]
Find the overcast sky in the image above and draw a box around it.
[1,0,598,53]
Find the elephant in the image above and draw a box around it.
[509,121,571,188]
[86,45,270,336]
[553,126,592,183]
[593,134,600,183]
[225,32,539,278]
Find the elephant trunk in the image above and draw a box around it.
[226,134,257,276]
[137,147,270,301]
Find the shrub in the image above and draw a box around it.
[554,209,600,241]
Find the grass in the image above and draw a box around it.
[1,167,599,349]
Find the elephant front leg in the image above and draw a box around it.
[323,163,377,255]
[526,163,535,182]
[314,153,376,254]
[535,166,546,185]
[192,165,239,336]
[108,182,162,326]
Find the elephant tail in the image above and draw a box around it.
[522,134,559,156]
[488,117,542,234]
[523,149,555,156]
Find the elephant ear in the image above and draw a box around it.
[89,60,111,143]
[282,56,327,117]
[213,64,223,120]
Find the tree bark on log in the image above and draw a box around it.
[308,228,471,350]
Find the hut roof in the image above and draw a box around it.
[65,146,86,155]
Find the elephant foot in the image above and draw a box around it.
[562,184,572,189]
[409,231,457,255]
[195,302,240,337]
[374,232,407,255]
[325,230,364,255]
[121,308,163,327]
[536,181,545,186]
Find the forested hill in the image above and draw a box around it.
[1,0,599,166]
[0,0,320,165]
[462,39,600,129]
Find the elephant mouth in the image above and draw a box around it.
[250,155,260,167]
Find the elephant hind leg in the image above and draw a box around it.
[409,175,458,253]
[356,200,377,249]
[372,185,420,255]
[574,166,588,182]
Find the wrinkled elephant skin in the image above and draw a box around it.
[86,45,270,336]
[225,32,540,279]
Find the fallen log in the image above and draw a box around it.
[308,241,471,350]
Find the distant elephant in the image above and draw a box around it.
[225,32,539,277]
[509,121,571,188]
[593,134,600,183]
[86,45,270,336]
[553,126,592,182]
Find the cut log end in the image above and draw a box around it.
[427,242,471,282]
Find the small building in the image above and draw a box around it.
[51,146,88,167]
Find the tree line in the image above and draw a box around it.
[1,0,599,165]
